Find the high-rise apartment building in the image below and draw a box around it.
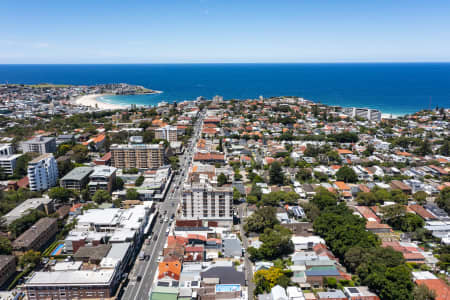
[21,136,57,154]
[27,154,58,191]
[110,142,165,170]
[155,125,178,142]
[182,177,233,223]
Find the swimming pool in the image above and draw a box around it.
[51,244,64,256]
[215,284,241,293]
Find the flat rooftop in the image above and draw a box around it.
[25,269,115,286]
[110,143,163,150]
[3,197,53,225]
[90,166,116,177]
[61,166,93,181]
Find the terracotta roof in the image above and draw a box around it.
[158,260,182,280]
[359,184,371,193]
[194,153,225,161]
[356,206,381,223]
[409,204,437,220]
[185,246,204,252]
[335,181,350,191]
[415,279,450,300]
[167,236,188,247]
[187,234,207,241]
[366,221,392,231]
[337,149,352,155]
[396,151,412,157]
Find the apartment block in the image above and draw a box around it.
[0,255,16,287]
[0,154,22,175]
[88,166,117,195]
[110,142,165,170]
[12,217,58,255]
[60,166,94,192]
[0,143,14,155]
[182,178,233,222]
[155,125,178,142]
[341,107,382,122]
[21,136,57,154]
[27,154,58,191]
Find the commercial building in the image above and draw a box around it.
[88,166,117,195]
[155,125,178,142]
[27,154,58,191]
[24,205,154,299]
[24,269,119,300]
[182,178,233,223]
[12,217,58,255]
[0,255,16,287]
[21,136,57,154]
[110,142,165,170]
[60,166,94,192]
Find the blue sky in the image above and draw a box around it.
[1,0,450,63]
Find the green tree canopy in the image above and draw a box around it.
[244,206,279,233]
[269,161,284,185]
[336,166,358,183]
[126,188,140,200]
[48,187,73,203]
[92,190,111,204]
[217,173,228,187]
[0,236,12,255]
[19,250,41,269]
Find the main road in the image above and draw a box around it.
[122,112,204,300]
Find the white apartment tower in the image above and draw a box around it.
[155,125,178,142]
[27,154,58,191]
[182,176,233,223]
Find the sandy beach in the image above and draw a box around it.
[74,94,127,110]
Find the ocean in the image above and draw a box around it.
[0,63,449,115]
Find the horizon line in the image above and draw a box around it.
[1,61,450,65]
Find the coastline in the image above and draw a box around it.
[73,94,128,110]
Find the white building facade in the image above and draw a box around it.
[182,179,233,223]
[27,154,58,191]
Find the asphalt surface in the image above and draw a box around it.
[121,113,204,300]
[239,203,255,299]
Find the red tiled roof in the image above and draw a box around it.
[335,181,350,191]
[409,204,437,220]
[158,260,181,280]
[355,206,381,223]
[415,279,450,300]
[366,221,392,230]
[185,246,204,252]
[187,234,207,241]
[194,153,225,161]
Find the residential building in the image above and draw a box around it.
[3,197,54,225]
[21,136,57,154]
[155,125,178,142]
[60,166,94,192]
[27,154,58,191]
[0,255,16,287]
[0,143,14,155]
[88,166,117,195]
[343,286,380,300]
[0,154,22,175]
[12,217,58,255]
[110,142,165,169]
[182,178,233,223]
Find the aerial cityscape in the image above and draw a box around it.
[1,1,450,300]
